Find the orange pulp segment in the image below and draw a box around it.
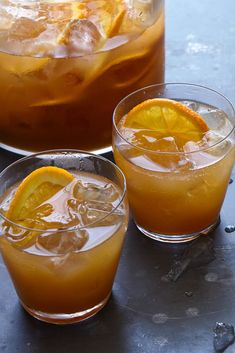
[6,166,74,222]
[123,98,209,150]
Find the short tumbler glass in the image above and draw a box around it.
[113,83,235,243]
[0,150,128,324]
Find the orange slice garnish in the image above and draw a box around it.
[6,166,74,222]
[57,1,126,46]
[123,98,209,150]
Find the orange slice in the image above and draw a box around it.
[57,1,126,45]
[6,166,74,222]
[123,98,209,150]
[108,8,126,38]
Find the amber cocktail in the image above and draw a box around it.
[0,151,128,323]
[113,83,235,243]
[0,0,164,153]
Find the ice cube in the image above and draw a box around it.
[197,106,231,133]
[98,183,120,203]
[39,200,81,229]
[59,19,102,56]
[127,0,156,27]
[162,237,215,282]
[185,132,233,168]
[151,136,180,152]
[184,140,218,168]
[73,181,101,201]
[36,229,88,255]
[0,7,14,30]
[200,130,222,147]
[202,131,232,155]
[145,137,193,171]
[78,199,123,228]
[85,209,123,228]
[82,208,108,224]
[73,180,119,203]
[130,130,160,149]
[181,100,200,112]
[213,322,235,352]
[181,102,233,138]
[38,2,73,27]
[78,200,110,226]
[8,17,46,40]
[119,124,138,144]
[85,200,113,213]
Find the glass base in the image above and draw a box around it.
[0,142,112,156]
[136,218,220,243]
[21,293,111,324]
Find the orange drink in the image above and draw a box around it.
[0,151,128,323]
[0,0,164,153]
[113,83,235,243]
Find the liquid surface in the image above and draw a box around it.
[117,100,234,172]
[0,0,161,57]
[0,171,125,254]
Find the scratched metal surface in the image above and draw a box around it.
[1,0,235,352]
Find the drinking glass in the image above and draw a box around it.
[0,150,128,324]
[113,83,235,243]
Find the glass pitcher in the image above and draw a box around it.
[0,0,165,154]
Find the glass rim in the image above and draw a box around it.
[113,82,235,156]
[0,149,127,233]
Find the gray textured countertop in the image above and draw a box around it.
[1,1,235,352]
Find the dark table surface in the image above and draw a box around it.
[1,1,235,352]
